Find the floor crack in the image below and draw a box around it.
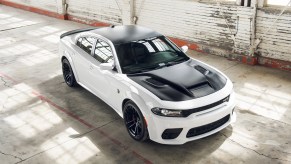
[0,76,12,88]
[0,24,37,32]
[69,118,119,138]
[0,150,23,163]
[222,62,240,71]
[220,133,291,162]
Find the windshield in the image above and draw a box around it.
[115,36,189,74]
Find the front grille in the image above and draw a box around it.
[182,95,230,117]
[186,114,230,138]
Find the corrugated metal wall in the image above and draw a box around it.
[8,0,58,12]
[66,0,123,25]
[256,8,291,62]
[135,0,252,56]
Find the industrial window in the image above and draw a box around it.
[76,38,82,47]
[77,37,95,54]
[137,40,155,52]
[152,38,171,52]
[268,0,290,6]
[94,39,113,63]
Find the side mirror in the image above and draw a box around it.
[181,45,188,53]
[100,62,113,71]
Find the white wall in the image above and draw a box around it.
[6,0,291,62]
[256,8,291,62]
[135,0,252,56]
[8,0,58,12]
[66,0,125,25]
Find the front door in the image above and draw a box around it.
[73,36,96,87]
[87,39,116,101]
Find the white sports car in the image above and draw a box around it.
[59,25,236,145]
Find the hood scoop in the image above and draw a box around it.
[194,65,209,75]
[188,82,215,98]
[144,78,165,88]
[141,73,194,97]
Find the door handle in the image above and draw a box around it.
[89,65,94,70]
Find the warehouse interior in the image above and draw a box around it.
[0,0,291,163]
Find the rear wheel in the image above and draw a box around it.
[123,100,149,141]
[62,58,77,87]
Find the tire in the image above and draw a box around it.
[62,58,77,87]
[123,100,149,141]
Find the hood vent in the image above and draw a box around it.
[144,78,165,88]
[189,82,215,98]
[194,65,209,75]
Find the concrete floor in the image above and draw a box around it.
[0,5,291,164]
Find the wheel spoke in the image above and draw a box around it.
[65,74,69,80]
[126,120,135,125]
[128,122,136,129]
[65,74,71,81]
[134,123,138,135]
[137,122,141,128]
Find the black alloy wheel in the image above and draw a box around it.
[62,58,77,87]
[123,100,149,141]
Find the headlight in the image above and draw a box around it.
[151,107,184,117]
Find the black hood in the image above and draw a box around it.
[128,59,227,101]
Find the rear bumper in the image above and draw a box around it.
[147,92,236,145]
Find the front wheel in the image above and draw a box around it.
[123,100,149,141]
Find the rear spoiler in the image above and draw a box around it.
[60,27,101,39]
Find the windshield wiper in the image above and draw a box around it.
[128,64,166,74]
[165,58,188,66]
[128,58,188,74]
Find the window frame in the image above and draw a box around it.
[93,38,114,64]
[76,35,97,56]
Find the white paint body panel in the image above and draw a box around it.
[59,31,236,145]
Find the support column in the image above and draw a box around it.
[56,0,67,16]
[257,0,267,8]
[130,0,136,24]
[250,0,258,56]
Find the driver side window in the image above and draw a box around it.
[93,39,113,63]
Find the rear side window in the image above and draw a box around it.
[93,39,113,63]
[76,37,95,54]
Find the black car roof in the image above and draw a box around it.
[90,25,162,45]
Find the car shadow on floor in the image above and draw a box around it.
[33,74,233,163]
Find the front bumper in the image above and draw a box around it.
[147,92,236,145]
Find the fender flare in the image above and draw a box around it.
[123,88,157,139]
[61,51,79,81]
